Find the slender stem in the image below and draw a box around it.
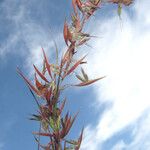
[29,88,41,109]
[37,123,41,150]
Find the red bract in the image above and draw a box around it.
[60,112,78,139]
[72,0,78,14]
[63,20,73,46]
[33,65,49,83]
[76,0,82,11]
[17,68,42,96]
[45,87,52,103]
[75,128,84,150]
[71,13,81,32]
[75,0,101,19]
[63,20,69,46]
[62,55,86,79]
[42,48,53,79]
[35,73,42,89]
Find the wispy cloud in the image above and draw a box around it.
[81,0,150,149]
[112,110,150,150]
[0,0,64,75]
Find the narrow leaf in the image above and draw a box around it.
[75,76,106,86]
[33,132,53,137]
[76,128,84,150]
[76,74,85,82]
[59,98,66,114]
[81,68,88,81]
[42,48,53,79]
[118,3,122,19]
[17,68,41,96]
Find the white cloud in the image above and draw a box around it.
[0,0,65,76]
[81,0,150,149]
[112,110,150,150]
[0,32,20,57]
[111,140,126,150]
[0,0,25,57]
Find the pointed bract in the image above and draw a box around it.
[63,55,86,78]
[42,48,53,79]
[33,65,49,83]
[17,68,41,96]
[64,20,69,46]
[35,73,43,90]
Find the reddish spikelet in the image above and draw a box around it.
[72,0,77,14]
[33,65,49,83]
[67,28,73,44]
[45,87,52,102]
[71,13,81,31]
[59,99,66,115]
[63,20,73,46]
[17,68,41,96]
[63,20,69,46]
[34,74,50,98]
[42,48,53,79]
[62,44,75,67]
[76,0,82,11]
[62,48,70,65]
[66,112,78,136]
[77,38,90,46]
[76,18,81,31]
[35,73,43,90]
[60,112,78,139]
[75,128,84,150]
[62,55,86,78]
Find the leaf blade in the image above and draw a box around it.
[74,76,106,87]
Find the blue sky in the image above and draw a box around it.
[0,0,150,150]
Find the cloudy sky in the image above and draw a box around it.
[0,0,150,150]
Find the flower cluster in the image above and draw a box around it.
[18,0,133,150]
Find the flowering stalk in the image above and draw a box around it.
[18,0,133,149]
